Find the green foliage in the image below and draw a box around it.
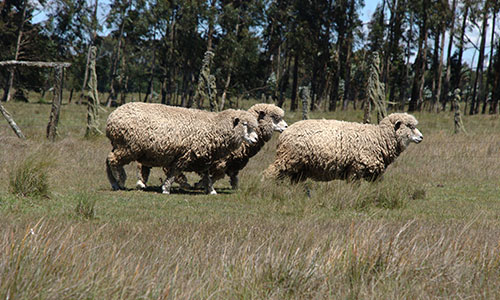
[9,157,51,199]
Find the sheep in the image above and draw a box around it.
[187,103,288,189]
[264,113,423,183]
[138,103,288,191]
[105,102,259,194]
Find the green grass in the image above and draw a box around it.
[1,98,500,299]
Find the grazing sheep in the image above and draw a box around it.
[140,103,288,191]
[106,102,259,194]
[265,113,423,183]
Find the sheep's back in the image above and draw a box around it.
[106,103,219,167]
[277,120,389,176]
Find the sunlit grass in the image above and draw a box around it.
[1,99,500,298]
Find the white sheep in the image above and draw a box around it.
[264,113,423,183]
[106,102,259,194]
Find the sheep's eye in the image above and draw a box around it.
[408,124,415,130]
[243,121,248,126]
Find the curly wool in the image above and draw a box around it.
[265,113,421,182]
[106,102,258,189]
[207,103,286,182]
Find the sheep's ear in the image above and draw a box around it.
[394,120,402,131]
[233,117,240,127]
[258,111,266,121]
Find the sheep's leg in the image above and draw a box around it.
[227,170,239,190]
[106,149,131,190]
[136,164,151,190]
[175,173,192,190]
[202,171,217,195]
[161,168,178,195]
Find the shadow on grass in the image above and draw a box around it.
[99,186,235,195]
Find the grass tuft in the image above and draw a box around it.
[74,192,97,219]
[9,156,51,198]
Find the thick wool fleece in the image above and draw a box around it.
[265,113,421,182]
[106,102,258,188]
[207,103,286,182]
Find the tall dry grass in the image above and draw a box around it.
[1,100,500,298]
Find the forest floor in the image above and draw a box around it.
[1,98,500,299]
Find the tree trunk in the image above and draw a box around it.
[106,0,130,107]
[470,4,489,115]
[486,10,496,114]
[290,53,299,111]
[79,0,99,105]
[2,1,27,102]
[441,0,457,111]
[46,67,64,141]
[409,7,429,112]
[0,102,25,139]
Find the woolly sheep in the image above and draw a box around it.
[264,113,423,183]
[182,103,288,190]
[106,102,259,194]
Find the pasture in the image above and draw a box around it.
[1,99,500,299]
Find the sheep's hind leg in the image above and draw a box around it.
[175,173,192,190]
[202,171,217,195]
[136,164,151,190]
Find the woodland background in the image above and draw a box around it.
[1,0,500,115]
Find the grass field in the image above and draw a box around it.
[1,98,500,299]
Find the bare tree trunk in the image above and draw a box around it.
[470,4,489,115]
[220,22,240,111]
[441,0,457,111]
[290,53,299,111]
[432,28,445,112]
[79,0,99,105]
[2,1,27,102]
[106,0,130,107]
[86,46,102,137]
[0,102,25,139]
[486,10,496,114]
[46,67,64,141]
[409,8,429,112]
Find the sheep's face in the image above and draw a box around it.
[233,116,259,145]
[391,114,423,148]
[257,111,288,133]
[243,122,259,145]
[252,104,288,134]
[271,114,288,132]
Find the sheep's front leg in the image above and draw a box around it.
[136,164,151,190]
[228,170,239,190]
[161,168,178,195]
[202,171,217,195]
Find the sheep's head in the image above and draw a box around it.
[381,113,423,149]
[249,104,288,139]
[231,110,259,145]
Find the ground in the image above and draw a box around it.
[1,98,500,299]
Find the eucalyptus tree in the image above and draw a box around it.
[408,0,431,112]
[1,0,49,102]
[329,0,364,111]
[213,0,266,110]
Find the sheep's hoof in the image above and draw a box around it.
[136,180,146,190]
[111,183,125,191]
[161,186,170,195]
